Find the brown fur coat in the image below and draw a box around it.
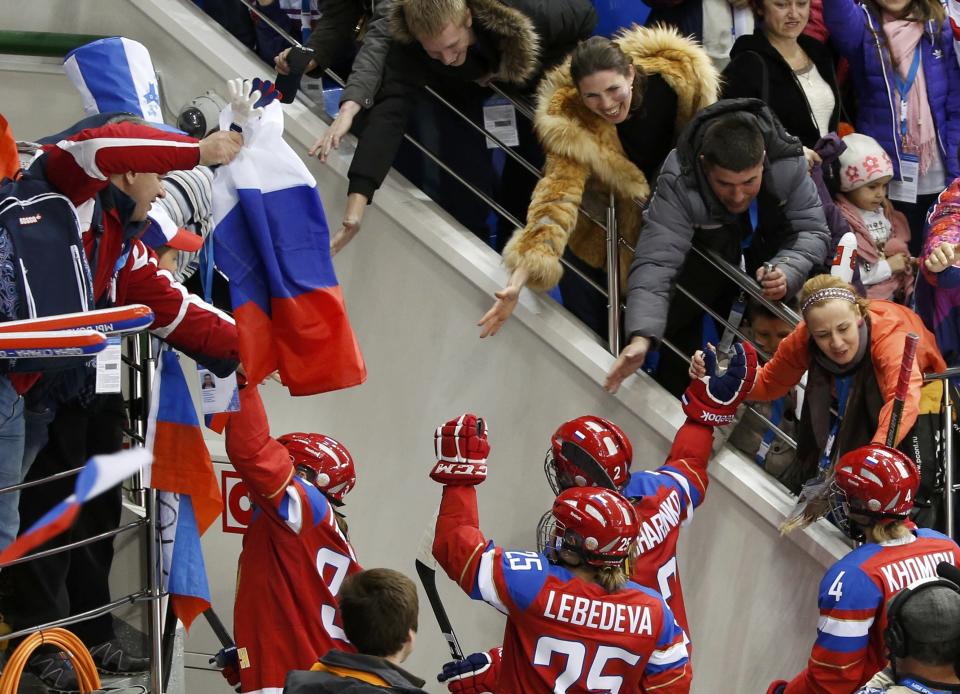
[503,25,720,291]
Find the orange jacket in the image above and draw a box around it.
[0,115,17,180]
[749,301,946,445]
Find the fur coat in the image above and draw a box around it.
[503,25,720,292]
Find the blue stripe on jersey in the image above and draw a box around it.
[625,581,683,647]
[917,528,955,542]
[622,471,691,515]
[498,550,554,612]
[645,655,690,676]
[293,477,330,527]
[815,630,871,654]
[277,493,290,521]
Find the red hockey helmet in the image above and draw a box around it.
[538,487,639,568]
[277,432,356,504]
[829,444,919,537]
[545,416,632,494]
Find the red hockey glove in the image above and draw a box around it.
[437,647,502,693]
[430,413,489,486]
[682,341,758,426]
[766,680,787,694]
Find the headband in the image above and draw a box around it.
[801,287,858,314]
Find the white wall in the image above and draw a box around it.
[2,2,853,691]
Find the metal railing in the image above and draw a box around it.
[0,333,163,691]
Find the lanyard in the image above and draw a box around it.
[893,48,922,142]
[899,677,954,693]
[741,200,760,250]
[819,375,853,471]
[755,397,786,467]
[201,230,215,304]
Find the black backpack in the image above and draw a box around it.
[0,171,95,371]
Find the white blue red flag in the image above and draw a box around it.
[0,449,151,565]
[144,347,222,630]
[211,102,366,395]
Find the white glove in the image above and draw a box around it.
[227,78,263,130]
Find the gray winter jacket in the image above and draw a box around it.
[624,98,830,340]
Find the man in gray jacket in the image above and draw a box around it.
[605,99,830,396]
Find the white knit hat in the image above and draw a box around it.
[838,133,894,192]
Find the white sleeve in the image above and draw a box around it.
[859,257,892,286]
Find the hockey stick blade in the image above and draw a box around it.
[885,332,919,447]
[0,304,154,336]
[0,329,106,359]
[560,441,617,490]
[415,509,464,661]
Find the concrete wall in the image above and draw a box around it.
[2,2,853,691]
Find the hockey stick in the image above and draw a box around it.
[0,304,154,336]
[414,508,465,661]
[0,329,106,358]
[885,332,919,447]
[560,441,617,491]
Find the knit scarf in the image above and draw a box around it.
[883,15,938,174]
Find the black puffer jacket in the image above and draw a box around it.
[721,31,840,149]
[346,0,597,199]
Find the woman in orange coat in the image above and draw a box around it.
[691,274,945,506]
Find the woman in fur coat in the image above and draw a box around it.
[478,25,720,339]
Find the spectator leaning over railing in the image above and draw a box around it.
[311,0,597,255]
[477,26,720,340]
[605,98,831,397]
[767,444,960,694]
[0,117,243,692]
[703,274,946,514]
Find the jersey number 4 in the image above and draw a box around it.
[533,636,641,694]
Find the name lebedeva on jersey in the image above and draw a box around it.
[635,489,683,554]
[879,550,956,593]
[543,590,654,635]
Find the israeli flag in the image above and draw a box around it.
[63,36,165,126]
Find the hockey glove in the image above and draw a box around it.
[430,413,489,486]
[682,341,758,426]
[250,78,282,109]
[437,647,502,694]
[210,646,241,693]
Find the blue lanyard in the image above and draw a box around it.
[819,375,853,471]
[741,200,760,250]
[894,48,922,142]
[201,230,215,304]
[756,397,786,467]
[899,677,954,693]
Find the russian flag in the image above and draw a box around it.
[144,348,222,630]
[0,449,151,565]
[211,101,366,396]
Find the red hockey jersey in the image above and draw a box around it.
[785,529,959,694]
[226,386,361,694]
[434,485,691,693]
[622,419,712,637]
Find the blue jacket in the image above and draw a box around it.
[824,0,960,181]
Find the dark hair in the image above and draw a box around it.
[862,0,944,30]
[338,568,419,657]
[570,37,647,112]
[699,115,765,171]
[747,296,798,323]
